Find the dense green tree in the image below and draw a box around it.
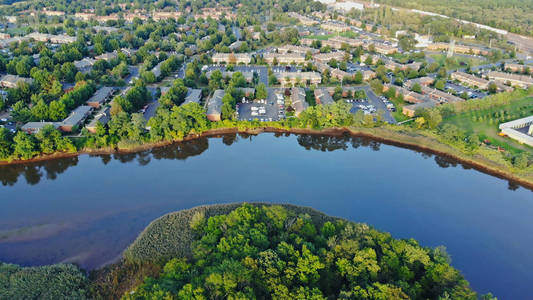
[126,204,476,300]
[12,131,36,160]
[0,128,12,159]
[255,83,267,100]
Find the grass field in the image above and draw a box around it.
[429,53,485,71]
[6,26,28,35]
[303,31,358,41]
[442,96,533,153]
[387,96,411,122]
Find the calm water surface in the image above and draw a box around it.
[0,133,531,298]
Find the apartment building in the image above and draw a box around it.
[313,51,349,63]
[263,52,306,64]
[275,72,321,86]
[290,87,309,116]
[212,53,252,64]
[504,63,531,73]
[488,71,533,88]
[323,36,364,49]
[277,45,318,55]
[320,21,350,32]
[451,72,490,89]
[426,42,489,56]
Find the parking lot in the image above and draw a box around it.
[0,119,16,133]
[347,86,396,124]
[349,99,375,115]
[346,63,373,74]
[445,81,487,99]
[237,88,282,121]
[0,109,16,133]
[234,66,268,86]
[271,65,302,73]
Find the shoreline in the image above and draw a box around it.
[1,126,532,190]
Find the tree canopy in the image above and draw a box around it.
[125,204,476,300]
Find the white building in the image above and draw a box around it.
[332,1,364,12]
[499,116,533,146]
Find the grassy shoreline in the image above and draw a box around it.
[1,125,532,189]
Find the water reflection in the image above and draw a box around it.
[0,156,79,186]
[0,133,527,191]
[0,133,532,298]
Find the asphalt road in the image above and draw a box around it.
[237,88,281,121]
[143,87,159,121]
[353,85,396,124]
[124,65,139,84]
[444,82,487,99]
[234,65,268,86]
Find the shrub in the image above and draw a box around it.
[0,263,88,299]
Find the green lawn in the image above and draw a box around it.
[6,26,29,35]
[303,31,358,41]
[429,54,484,71]
[303,33,335,41]
[442,96,533,153]
[387,96,410,122]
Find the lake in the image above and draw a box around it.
[0,133,531,298]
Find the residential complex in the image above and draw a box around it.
[263,53,306,64]
[487,71,533,88]
[277,45,318,55]
[313,51,349,63]
[499,116,533,147]
[275,72,321,86]
[212,53,252,65]
[0,74,33,88]
[206,90,225,121]
[451,72,490,89]
[290,87,309,116]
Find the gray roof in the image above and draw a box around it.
[87,87,114,105]
[74,58,96,71]
[86,106,111,129]
[235,87,255,95]
[314,88,334,105]
[0,74,34,86]
[93,26,119,33]
[63,105,93,126]
[183,89,202,105]
[405,101,437,111]
[160,86,171,95]
[95,52,118,61]
[21,122,60,131]
[207,90,225,115]
[151,61,163,78]
[291,87,308,114]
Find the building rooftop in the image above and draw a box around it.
[62,105,93,126]
[21,122,60,132]
[314,88,334,105]
[207,90,225,115]
[87,87,114,105]
[0,74,33,86]
[499,115,533,130]
[291,87,308,114]
[183,89,202,105]
[86,106,111,129]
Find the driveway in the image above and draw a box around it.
[350,85,396,124]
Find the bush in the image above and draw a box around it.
[0,263,88,299]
